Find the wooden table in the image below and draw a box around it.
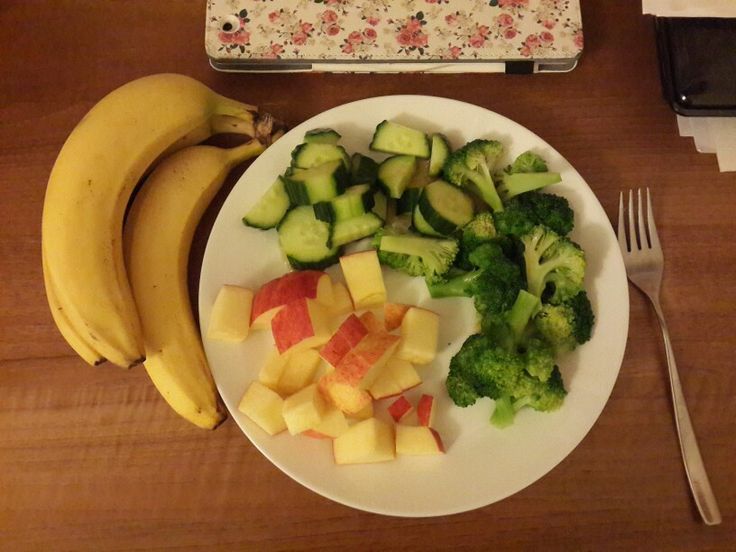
[1,1,734,549]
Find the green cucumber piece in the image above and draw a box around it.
[370,120,431,158]
[330,212,384,247]
[303,128,341,145]
[417,180,475,235]
[277,206,339,270]
[428,134,451,177]
[242,177,290,230]
[412,204,443,237]
[350,153,379,187]
[377,155,416,199]
[291,142,350,170]
[284,160,348,205]
[313,184,374,223]
[396,187,422,215]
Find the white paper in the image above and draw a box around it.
[708,118,736,171]
[643,0,736,17]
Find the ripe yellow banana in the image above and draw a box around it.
[41,73,264,368]
[123,140,265,429]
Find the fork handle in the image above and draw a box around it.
[651,302,722,525]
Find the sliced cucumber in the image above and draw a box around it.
[412,204,443,237]
[350,153,379,187]
[396,187,422,215]
[303,128,341,145]
[417,180,474,236]
[330,212,384,247]
[242,177,290,229]
[370,120,431,158]
[377,155,416,199]
[284,160,348,205]
[313,184,374,223]
[372,191,388,221]
[291,142,350,170]
[278,206,339,269]
[428,134,451,177]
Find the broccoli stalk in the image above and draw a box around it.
[374,230,458,283]
[443,139,505,212]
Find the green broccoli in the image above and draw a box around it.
[373,229,458,283]
[493,192,574,237]
[442,139,505,212]
[506,150,548,174]
[522,337,556,382]
[495,150,561,202]
[455,211,502,270]
[520,225,586,304]
[534,290,595,352]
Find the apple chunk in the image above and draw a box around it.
[336,331,400,390]
[333,417,395,465]
[417,394,435,427]
[282,383,327,435]
[207,285,253,342]
[358,311,383,333]
[320,314,368,367]
[318,372,373,415]
[238,381,287,436]
[251,271,333,329]
[330,281,354,316]
[368,357,421,400]
[387,395,413,422]
[302,404,349,439]
[278,348,322,396]
[271,298,332,355]
[395,307,440,365]
[339,250,386,309]
[383,302,410,331]
[395,425,445,455]
[258,348,290,391]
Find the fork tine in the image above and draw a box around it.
[637,188,649,248]
[646,187,661,251]
[617,191,628,251]
[627,189,638,250]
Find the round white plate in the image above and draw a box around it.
[198,95,629,517]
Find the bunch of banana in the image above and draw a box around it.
[42,73,279,428]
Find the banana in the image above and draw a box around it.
[41,73,265,368]
[123,140,265,429]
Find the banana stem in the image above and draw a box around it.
[211,114,256,138]
[224,139,266,165]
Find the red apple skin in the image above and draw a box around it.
[320,314,368,367]
[335,332,400,387]
[417,394,435,427]
[387,395,413,422]
[318,372,373,415]
[358,311,383,333]
[429,427,445,453]
[383,303,410,331]
[251,271,325,324]
[271,298,313,354]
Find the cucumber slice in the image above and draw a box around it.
[412,204,443,237]
[303,128,341,145]
[278,206,339,270]
[372,191,388,221]
[417,180,474,235]
[350,153,379,186]
[428,134,451,177]
[330,212,384,247]
[284,160,348,205]
[291,143,350,170]
[313,184,375,223]
[242,177,290,230]
[377,155,416,199]
[370,120,431,158]
[396,187,422,215]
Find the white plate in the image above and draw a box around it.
[198,95,629,517]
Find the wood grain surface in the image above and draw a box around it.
[1,1,734,550]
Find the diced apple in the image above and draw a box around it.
[302,404,349,439]
[347,400,374,420]
[336,331,400,389]
[339,250,386,309]
[330,281,354,316]
[358,311,383,333]
[387,395,413,422]
[258,348,290,391]
[320,314,368,367]
[395,307,440,365]
[282,383,327,435]
[251,271,333,329]
[383,302,410,332]
[368,357,421,400]
[395,425,445,455]
[238,381,287,436]
[207,285,254,341]
[271,298,332,355]
[333,417,395,465]
[417,394,435,427]
[278,348,322,396]
[318,372,372,415]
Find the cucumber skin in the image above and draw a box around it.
[369,120,431,158]
[417,191,459,236]
[377,155,417,199]
[287,252,341,270]
[412,204,443,237]
[428,134,451,177]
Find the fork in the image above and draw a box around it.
[617,188,721,526]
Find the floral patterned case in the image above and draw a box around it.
[205,0,584,73]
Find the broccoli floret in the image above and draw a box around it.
[493,192,575,237]
[506,150,548,174]
[456,212,497,269]
[520,225,585,304]
[374,229,458,283]
[443,139,505,212]
[534,290,595,351]
[522,338,556,382]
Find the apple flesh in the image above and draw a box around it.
[416,394,435,427]
[333,417,395,465]
[282,383,328,435]
[301,404,349,439]
[278,348,322,396]
[271,298,332,355]
[387,395,413,422]
[319,314,368,367]
[258,348,290,391]
[358,310,383,333]
[335,331,400,389]
[395,425,445,455]
[251,271,333,329]
[207,285,253,342]
[383,302,410,332]
[318,371,372,415]
[368,357,421,400]
[330,281,354,316]
[339,250,386,309]
[238,381,287,436]
[395,307,440,365]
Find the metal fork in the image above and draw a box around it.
[617,188,721,526]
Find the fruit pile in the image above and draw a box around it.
[41,74,280,429]
[208,249,446,464]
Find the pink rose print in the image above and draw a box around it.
[363,28,377,43]
[540,31,554,43]
[268,11,280,23]
[497,13,514,28]
[341,43,354,54]
[326,24,341,36]
[503,28,517,40]
[264,43,284,59]
[366,16,380,27]
[218,16,250,47]
[301,22,314,34]
[292,31,308,46]
[573,30,584,49]
[469,34,485,48]
[348,31,363,44]
[450,46,462,59]
[321,10,338,24]
[393,13,429,53]
[499,0,529,8]
[543,19,556,30]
